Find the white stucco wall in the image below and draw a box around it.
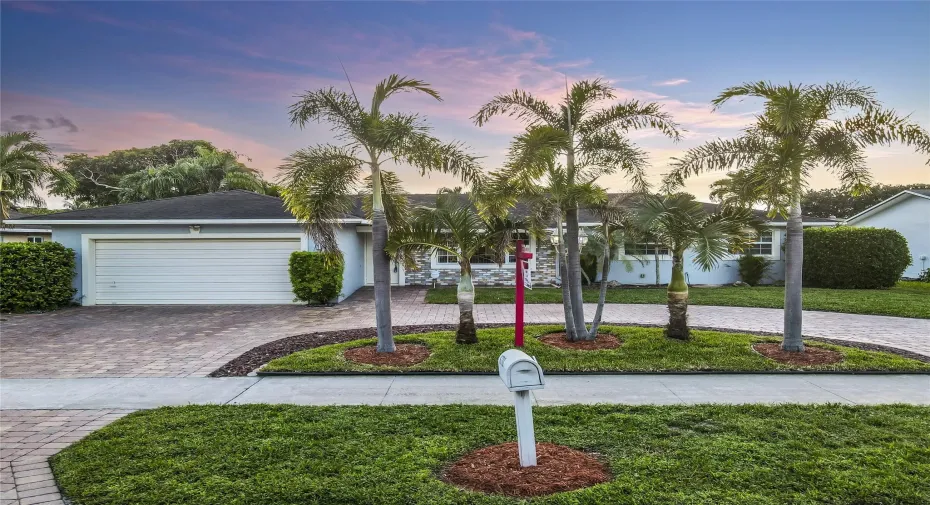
[849,195,930,278]
[51,223,367,304]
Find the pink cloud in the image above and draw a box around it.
[654,78,690,87]
[4,1,56,13]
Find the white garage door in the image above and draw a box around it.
[93,238,300,305]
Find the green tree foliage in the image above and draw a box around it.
[55,139,214,206]
[737,254,773,287]
[803,227,910,289]
[1,242,76,312]
[1,131,75,220]
[288,251,344,305]
[802,183,930,218]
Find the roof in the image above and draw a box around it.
[1,209,51,232]
[7,189,839,226]
[845,189,930,224]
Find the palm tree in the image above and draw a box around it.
[474,79,681,340]
[386,191,514,344]
[635,193,762,340]
[282,74,483,353]
[665,81,930,351]
[0,131,74,221]
[116,147,266,202]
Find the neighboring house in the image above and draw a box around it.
[0,209,52,244]
[5,190,838,306]
[844,189,930,279]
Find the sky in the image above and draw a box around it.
[2,1,928,208]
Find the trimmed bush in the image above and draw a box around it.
[1,242,77,312]
[803,227,910,289]
[289,251,344,304]
[737,254,772,286]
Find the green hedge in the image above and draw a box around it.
[803,227,910,289]
[737,254,772,286]
[1,242,77,312]
[289,251,344,304]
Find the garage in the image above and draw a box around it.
[93,238,299,305]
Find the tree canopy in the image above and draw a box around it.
[801,183,930,218]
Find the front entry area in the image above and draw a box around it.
[89,238,300,305]
[363,234,403,286]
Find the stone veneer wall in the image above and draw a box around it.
[404,239,558,287]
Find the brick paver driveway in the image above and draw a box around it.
[2,288,928,379]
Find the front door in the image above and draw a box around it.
[364,235,402,286]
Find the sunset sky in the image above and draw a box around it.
[2,1,928,208]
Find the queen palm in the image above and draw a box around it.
[282,75,482,352]
[386,191,514,344]
[666,81,930,351]
[0,131,73,221]
[635,193,762,340]
[474,79,681,340]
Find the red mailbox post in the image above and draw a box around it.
[514,240,533,347]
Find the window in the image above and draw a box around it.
[746,231,773,256]
[26,236,44,243]
[436,248,457,265]
[623,242,669,256]
[431,231,533,268]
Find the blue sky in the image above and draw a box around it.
[2,1,928,207]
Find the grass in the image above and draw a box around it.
[424,282,930,319]
[261,325,930,373]
[52,404,930,504]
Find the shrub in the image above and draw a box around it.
[1,242,77,312]
[917,268,930,283]
[289,251,344,304]
[737,254,772,286]
[803,227,910,289]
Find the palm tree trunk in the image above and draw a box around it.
[370,164,395,353]
[588,247,611,337]
[557,219,576,340]
[665,252,690,340]
[565,207,591,340]
[456,269,478,344]
[782,192,805,352]
[654,251,660,286]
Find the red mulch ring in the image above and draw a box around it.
[539,332,622,350]
[753,343,844,366]
[344,343,430,366]
[444,442,611,497]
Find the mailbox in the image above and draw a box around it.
[498,349,545,392]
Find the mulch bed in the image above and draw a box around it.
[753,343,844,366]
[344,343,430,366]
[539,332,622,350]
[443,442,611,497]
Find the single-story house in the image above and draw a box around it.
[6,190,838,306]
[0,209,52,244]
[845,189,930,279]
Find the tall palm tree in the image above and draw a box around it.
[0,131,73,221]
[282,74,482,352]
[665,81,930,351]
[386,192,514,344]
[474,79,681,340]
[635,193,762,340]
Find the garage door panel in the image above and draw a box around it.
[93,238,300,305]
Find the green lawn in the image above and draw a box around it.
[52,404,930,504]
[424,282,930,319]
[261,325,929,373]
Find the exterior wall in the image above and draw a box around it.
[850,195,930,278]
[404,237,558,287]
[51,223,367,304]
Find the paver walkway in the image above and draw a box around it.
[2,288,928,379]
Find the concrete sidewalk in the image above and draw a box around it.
[2,374,928,409]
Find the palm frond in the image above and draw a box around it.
[288,87,365,141]
[841,107,930,164]
[363,170,409,230]
[370,74,441,116]
[577,130,651,192]
[665,136,769,188]
[277,145,363,253]
[580,100,682,141]
[472,89,559,127]
[395,133,484,186]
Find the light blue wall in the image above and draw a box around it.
[51,223,367,304]
[851,195,930,278]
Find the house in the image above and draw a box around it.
[0,209,52,244]
[5,190,838,306]
[845,189,930,279]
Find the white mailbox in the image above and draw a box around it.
[498,349,545,392]
[498,349,545,467]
